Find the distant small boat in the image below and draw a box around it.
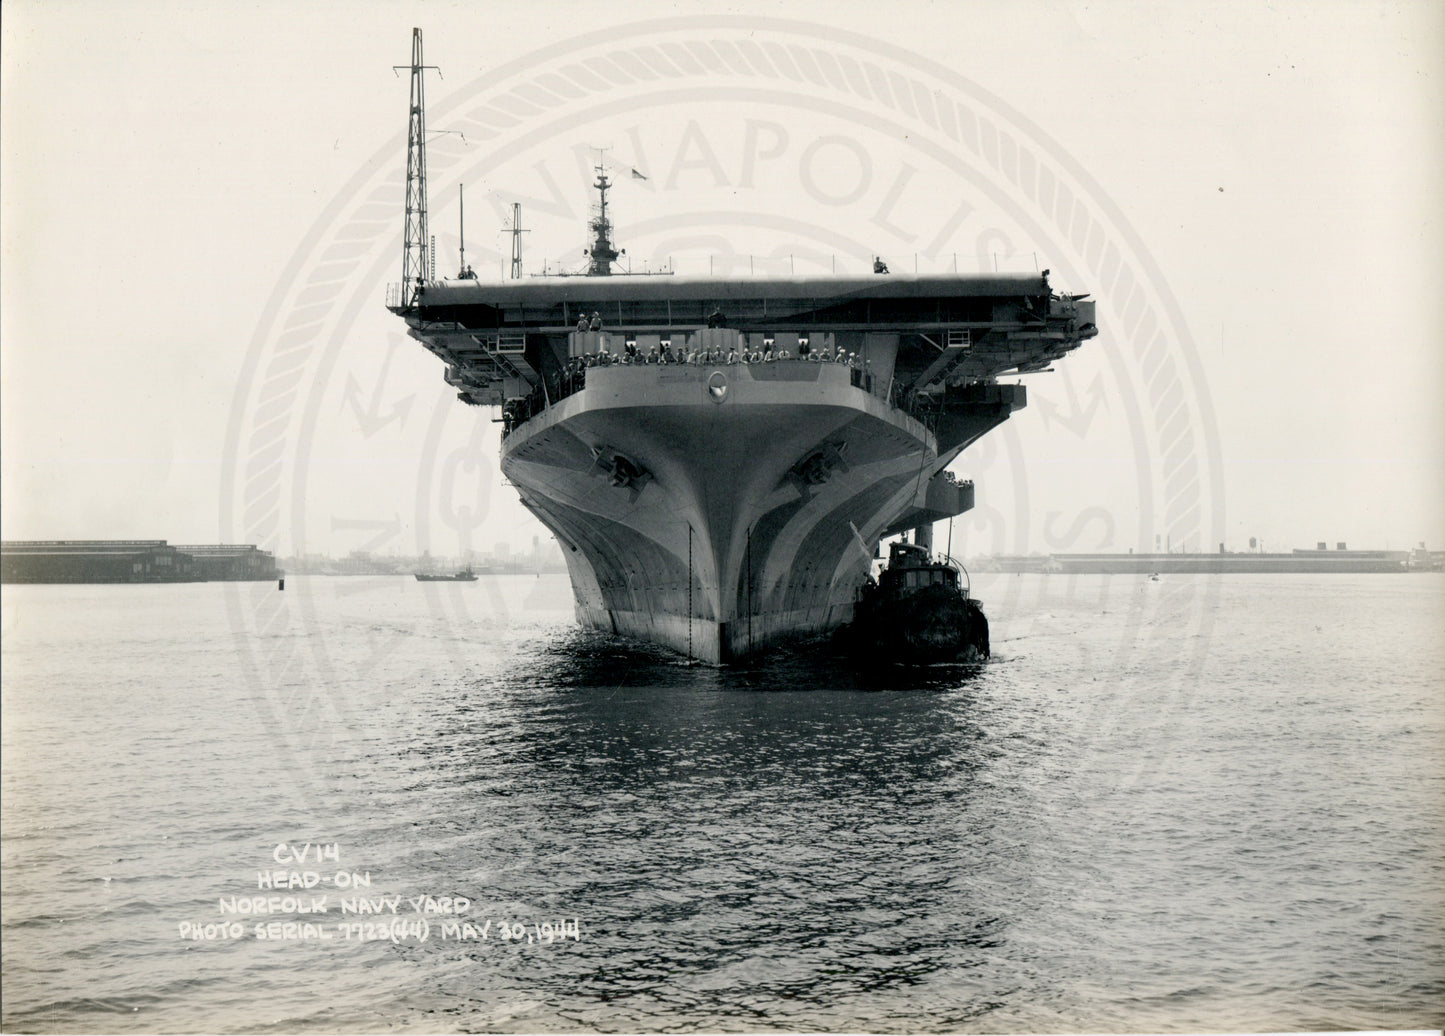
[414,567,479,582]
[1406,544,1440,571]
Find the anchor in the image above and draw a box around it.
[590,444,653,501]
[784,440,849,498]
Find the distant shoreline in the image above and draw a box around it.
[974,548,1441,575]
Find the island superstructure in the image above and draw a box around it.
[387,29,1097,662]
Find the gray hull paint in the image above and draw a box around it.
[503,362,950,663]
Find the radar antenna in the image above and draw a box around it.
[395,28,440,306]
[457,185,477,278]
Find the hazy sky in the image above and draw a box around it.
[3,0,1442,558]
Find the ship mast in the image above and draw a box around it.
[585,153,620,276]
[510,202,526,279]
[397,28,438,306]
[457,184,477,278]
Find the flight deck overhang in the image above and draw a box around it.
[389,271,1071,336]
[392,270,1096,419]
[407,271,1050,307]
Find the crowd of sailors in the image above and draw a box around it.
[500,333,878,435]
[569,338,868,368]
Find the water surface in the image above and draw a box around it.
[2,573,1442,1032]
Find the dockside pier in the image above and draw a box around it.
[1,541,280,584]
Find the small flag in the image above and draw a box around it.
[630,168,648,180]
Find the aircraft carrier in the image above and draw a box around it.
[387,30,1097,663]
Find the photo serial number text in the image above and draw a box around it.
[177,919,581,944]
[173,843,583,948]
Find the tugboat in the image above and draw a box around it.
[848,541,989,663]
[414,566,479,582]
[1406,543,1441,571]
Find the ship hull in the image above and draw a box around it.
[502,362,975,663]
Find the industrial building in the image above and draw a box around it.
[171,545,279,581]
[0,541,277,584]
